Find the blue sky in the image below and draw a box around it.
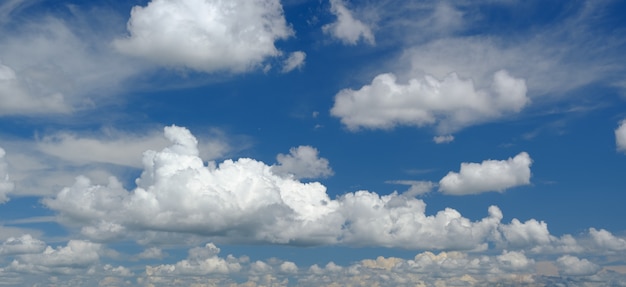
[1,0,626,285]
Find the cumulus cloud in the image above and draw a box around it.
[0,147,14,203]
[616,120,626,152]
[0,234,46,255]
[386,180,434,197]
[439,152,532,195]
[556,255,600,276]
[589,228,626,252]
[146,243,241,276]
[113,0,293,73]
[282,51,306,73]
[331,70,529,134]
[7,240,101,274]
[323,0,374,45]
[43,125,535,249]
[271,145,334,180]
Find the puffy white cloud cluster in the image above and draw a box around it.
[331,70,529,134]
[6,240,101,275]
[0,147,14,203]
[323,0,375,45]
[439,152,533,195]
[113,0,293,73]
[0,234,45,255]
[146,243,241,276]
[616,120,626,152]
[556,255,601,276]
[42,125,590,252]
[271,145,333,180]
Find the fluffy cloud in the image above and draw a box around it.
[323,0,374,45]
[43,125,539,250]
[0,147,14,203]
[7,240,101,274]
[330,70,528,133]
[556,255,600,276]
[589,228,626,252]
[271,145,333,180]
[113,0,293,73]
[146,243,241,276]
[282,51,306,73]
[439,152,532,195]
[433,134,454,144]
[616,120,626,152]
[0,234,46,255]
[36,127,230,168]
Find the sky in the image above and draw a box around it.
[0,0,626,286]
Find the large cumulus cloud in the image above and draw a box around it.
[113,0,293,73]
[44,125,558,250]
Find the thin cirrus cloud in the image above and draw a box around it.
[330,70,529,134]
[439,152,532,195]
[322,0,375,45]
[113,0,294,73]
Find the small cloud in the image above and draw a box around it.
[615,120,626,152]
[322,0,374,45]
[386,180,434,197]
[439,152,532,195]
[272,145,334,180]
[282,51,306,73]
[433,135,454,144]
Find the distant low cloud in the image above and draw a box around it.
[271,145,333,180]
[556,255,600,276]
[113,0,293,73]
[0,147,14,203]
[615,120,626,152]
[323,0,374,45]
[282,51,306,73]
[331,70,529,134]
[439,152,532,195]
[433,134,454,144]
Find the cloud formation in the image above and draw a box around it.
[323,0,375,45]
[331,70,529,134]
[439,152,532,195]
[616,120,626,152]
[282,51,306,73]
[271,145,333,180]
[113,0,293,73]
[0,147,14,203]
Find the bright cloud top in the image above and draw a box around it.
[46,126,555,250]
[113,0,293,73]
[439,152,532,195]
[616,120,626,152]
[323,0,374,45]
[331,70,529,134]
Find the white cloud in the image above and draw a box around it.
[271,145,334,180]
[616,120,626,152]
[556,255,600,276]
[113,0,293,73]
[433,134,454,144]
[7,240,101,274]
[0,234,46,255]
[36,127,230,168]
[589,228,626,252]
[146,243,241,276]
[497,250,534,272]
[499,218,551,248]
[439,152,532,195]
[0,147,14,203]
[386,180,434,197]
[323,0,375,45]
[0,15,142,117]
[137,247,166,260]
[330,70,528,134]
[282,51,306,73]
[44,125,517,249]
